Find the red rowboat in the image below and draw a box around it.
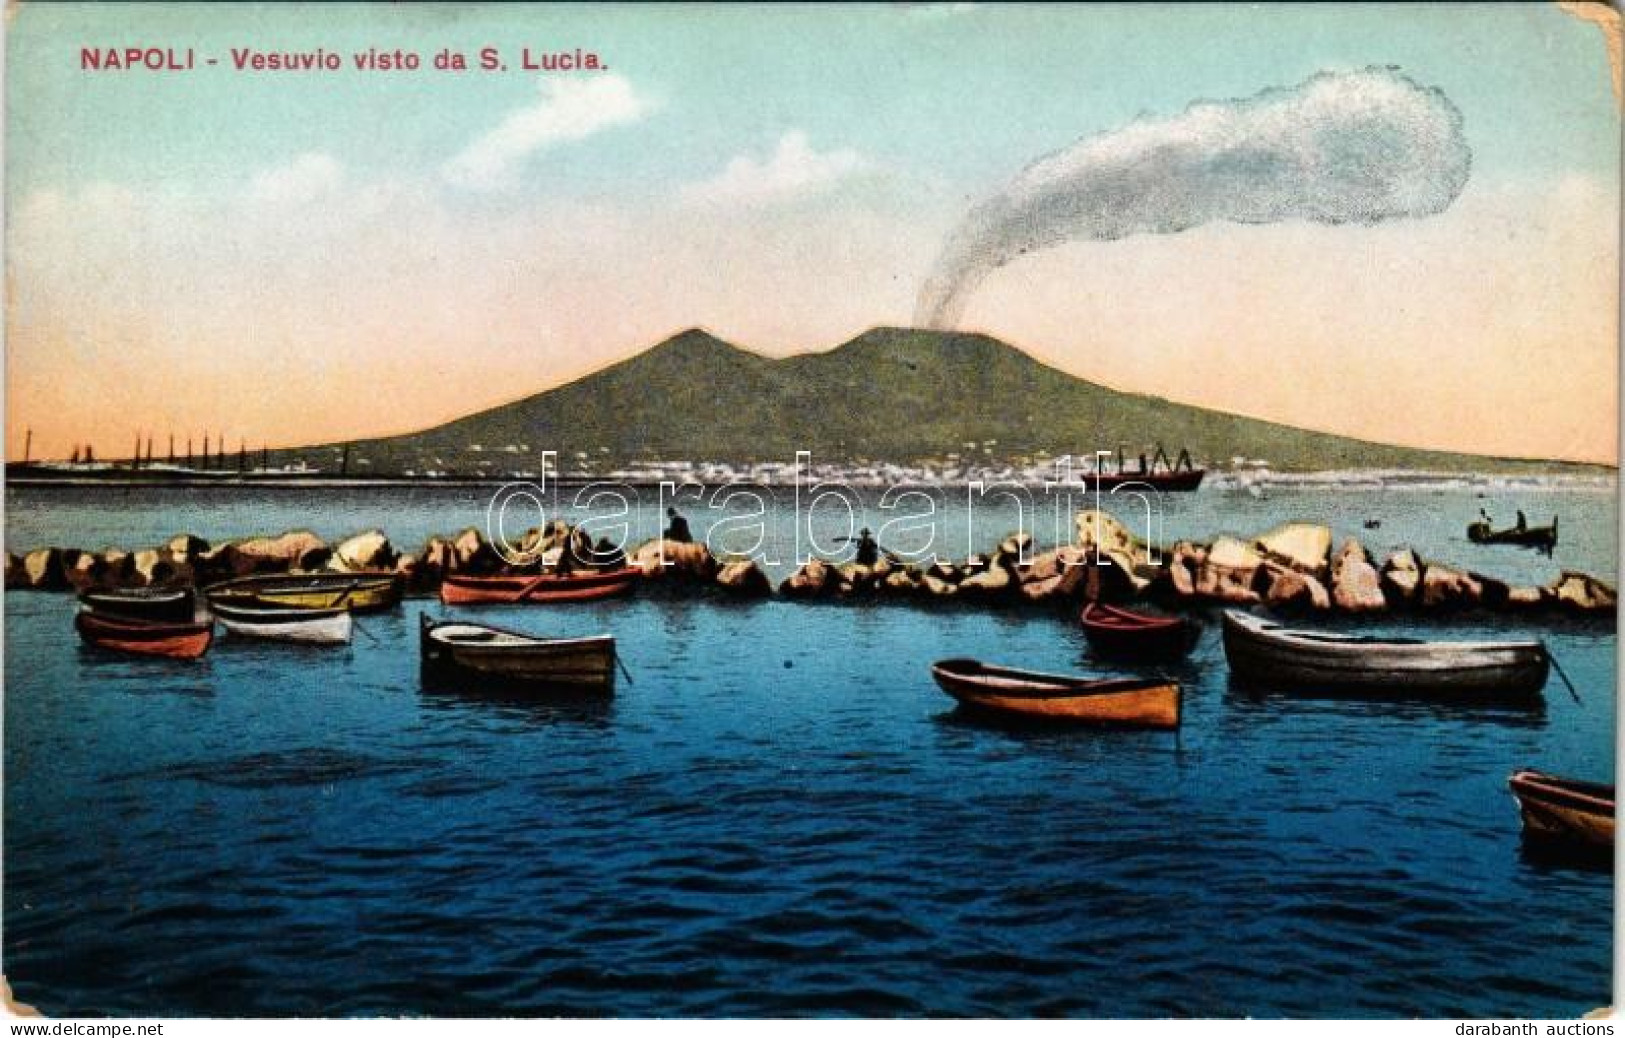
[439,567,640,606]
[75,610,214,659]
[1080,602,1197,661]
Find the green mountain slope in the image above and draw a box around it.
[278,327,1597,476]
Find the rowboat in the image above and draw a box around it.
[205,572,403,613]
[75,610,213,659]
[77,586,196,622]
[1080,602,1197,661]
[438,567,640,606]
[212,600,353,645]
[1508,769,1614,852]
[420,615,617,691]
[1468,517,1557,550]
[930,659,1180,729]
[1222,610,1548,700]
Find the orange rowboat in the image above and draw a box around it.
[439,567,640,606]
[75,610,214,659]
[930,659,1180,729]
[1508,769,1614,852]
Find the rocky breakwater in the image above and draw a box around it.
[7,511,1616,617]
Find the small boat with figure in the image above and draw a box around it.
[1467,513,1557,551]
[1508,770,1614,853]
[1222,610,1549,700]
[930,659,1180,728]
[75,610,214,659]
[205,572,403,613]
[420,615,618,691]
[212,600,353,645]
[439,566,640,606]
[1080,602,1197,661]
[77,586,196,622]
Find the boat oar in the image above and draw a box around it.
[332,578,363,609]
[1546,648,1583,705]
[509,572,551,604]
[349,617,380,645]
[614,649,634,685]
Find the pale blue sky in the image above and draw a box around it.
[5,3,1619,462]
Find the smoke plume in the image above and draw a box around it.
[916,67,1472,329]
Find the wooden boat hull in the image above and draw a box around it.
[1081,603,1196,661]
[75,611,213,659]
[76,587,196,622]
[421,616,616,691]
[213,602,353,645]
[439,567,640,605]
[1222,610,1548,700]
[1468,520,1557,549]
[205,573,403,613]
[1091,469,1204,492]
[931,659,1179,729]
[1509,770,1614,852]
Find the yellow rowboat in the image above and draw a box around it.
[930,659,1180,729]
[205,572,404,613]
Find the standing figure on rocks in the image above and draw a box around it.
[854,528,879,567]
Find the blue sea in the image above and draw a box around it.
[3,481,1617,1016]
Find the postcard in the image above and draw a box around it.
[4,2,1619,1021]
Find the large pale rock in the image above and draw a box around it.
[921,573,959,597]
[166,534,210,563]
[1083,549,1151,601]
[131,548,185,587]
[332,530,395,572]
[420,535,457,580]
[631,538,717,581]
[1074,509,1143,560]
[715,560,771,597]
[959,563,1014,596]
[23,548,65,590]
[781,558,835,598]
[516,521,596,568]
[64,550,111,591]
[1419,562,1482,611]
[1264,567,1331,611]
[996,531,1035,563]
[1331,539,1385,613]
[1551,571,1617,614]
[1380,550,1423,605]
[393,551,425,593]
[1254,523,1332,579]
[927,560,963,585]
[232,530,331,573]
[451,528,502,574]
[834,562,876,596]
[882,567,921,595]
[1018,574,1065,602]
[1504,586,1551,610]
[1167,542,1207,599]
[1194,536,1264,605]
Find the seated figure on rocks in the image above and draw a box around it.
[664,508,693,544]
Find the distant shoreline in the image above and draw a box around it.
[3,464,1615,491]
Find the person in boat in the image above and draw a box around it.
[1516,510,1527,532]
[1176,448,1193,473]
[664,507,693,544]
